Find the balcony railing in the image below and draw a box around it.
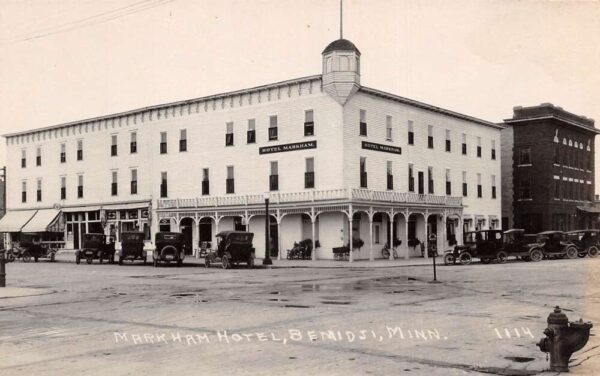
[158,188,463,209]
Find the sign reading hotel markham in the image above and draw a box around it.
[259,141,317,155]
[361,141,402,155]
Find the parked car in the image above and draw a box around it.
[13,241,56,262]
[153,232,185,267]
[500,229,539,261]
[443,230,506,265]
[528,231,578,261]
[566,230,600,258]
[76,233,115,264]
[205,231,255,269]
[118,231,147,265]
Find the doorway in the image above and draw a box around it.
[180,218,194,255]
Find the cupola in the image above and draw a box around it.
[322,38,361,105]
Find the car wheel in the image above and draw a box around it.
[7,252,15,262]
[496,251,508,264]
[459,252,472,265]
[443,253,454,265]
[118,257,123,265]
[75,253,81,265]
[588,246,599,258]
[530,249,543,262]
[222,255,230,269]
[566,247,578,259]
[247,257,254,269]
[577,252,586,258]
[22,251,31,262]
[205,258,211,268]
[86,258,93,264]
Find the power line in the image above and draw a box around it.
[1,0,176,46]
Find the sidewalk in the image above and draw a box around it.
[0,287,54,299]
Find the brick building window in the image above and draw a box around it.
[305,158,315,189]
[553,144,559,165]
[202,168,210,195]
[21,149,26,168]
[304,110,314,136]
[491,175,497,199]
[111,135,118,156]
[446,169,451,195]
[36,179,42,202]
[225,122,234,146]
[130,169,137,195]
[360,157,367,188]
[520,180,531,199]
[428,166,434,194]
[461,133,467,155]
[130,132,137,154]
[247,119,256,144]
[554,178,560,199]
[21,181,27,203]
[60,176,66,200]
[269,161,279,191]
[387,161,393,190]
[226,166,235,194]
[36,147,42,166]
[179,129,187,152]
[445,130,451,152]
[359,110,367,136]
[111,171,118,196]
[160,132,167,154]
[77,174,84,198]
[160,172,168,198]
[428,125,434,149]
[408,164,415,192]
[60,143,66,163]
[462,171,468,196]
[519,147,531,165]
[269,116,278,141]
[407,121,414,145]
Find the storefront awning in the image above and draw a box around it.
[0,210,37,232]
[22,209,63,233]
[577,206,600,214]
[62,205,102,213]
[101,202,149,211]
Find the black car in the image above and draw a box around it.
[500,229,540,261]
[205,231,255,269]
[566,230,600,258]
[14,241,56,262]
[118,231,146,265]
[443,230,506,265]
[153,232,185,267]
[76,233,115,264]
[528,231,578,261]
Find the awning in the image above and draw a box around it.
[22,209,63,233]
[0,210,37,232]
[62,205,102,213]
[577,206,600,214]
[101,202,149,211]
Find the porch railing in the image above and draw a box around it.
[157,188,462,209]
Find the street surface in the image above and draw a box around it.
[0,255,599,376]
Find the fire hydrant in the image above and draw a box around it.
[537,306,593,372]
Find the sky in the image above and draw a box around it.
[0,0,599,191]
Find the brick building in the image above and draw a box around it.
[0,37,502,261]
[502,103,599,232]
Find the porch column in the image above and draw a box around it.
[441,213,447,255]
[192,218,199,258]
[311,213,317,261]
[348,206,354,263]
[404,213,410,260]
[277,216,283,261]
[369,218,374,262]
[423,211,428,259]
[388,210,394,260]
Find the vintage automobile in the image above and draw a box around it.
[443,230,506,265]
[566,230,599,258]
[153,232,185,267]
[528,231,578,261]
[205,231,255,269]
[12,242,56,262]
[500,229,538,261]
[118,231,147,265]
[76,233,116,265]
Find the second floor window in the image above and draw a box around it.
[36,147,42,166]
[77,175,84,198]
[111,135,118,156]
[131,169,137,195]
[21,150,26,168]
[111,171,118,196]
[446,169,451,195]
[160,132,167,154]
[37,179,42,202]
[359,110,367,136]
[160,172,168,198]
[202,168,210,195]
[269,116,278,141]
[519,147,531,165]
[130,132,137,154]
[304,110,314,136]
[428,167,434,194]
[408,164,414,192]
[226,166,235,194]
[387,161,393,190]
[179,129,187,152]
[492,175,497,199]
[21,181,26,203]
[427,126,434,149]
[77,140,83,161]
[226,122,234,146]
[462,171,468,197]
[360,157,367,188]
[247,119,256,144]
[60,177,66,200]
[60,143,66,163]
[269,161,279,191]
[305,158,315,188]
[477,173,482,198]
[408,120,414,145]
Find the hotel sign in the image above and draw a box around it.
[361,141,401,155]
[259,141,317,155]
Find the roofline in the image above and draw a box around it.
[359,86,504,129]
[2,74,322,138]
[504,115,600,135]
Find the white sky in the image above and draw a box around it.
[1,0,599,191]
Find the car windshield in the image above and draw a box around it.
[464,233,477,243]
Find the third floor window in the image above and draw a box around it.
[226,122,234,146]
[36,147,42,166]
[130,132,137,154]
[111,135,118,156]
[179,129,187,152]
[247,119,256,144]
[359,110,367,136]
[304,110,314,136]
[160,132,167,154]
[269,116,278,141]
[60,143,66,163]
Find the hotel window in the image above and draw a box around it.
[21,181,27,203]
[408,120,414,145]
[130,169,138,195]
[202,168,210,195]
[304,110,314,136]
[491,175,497,199]
[36,179,42,202]
[359,110,367,136]
[77,140,83,160]
[387,161,393,190]
[446,169,451,195]
[427,167,434,194]
[491,140,497,160]
[408,164,415,192]
[477,173,482,198]
[247,119,256,143]
[179,129,187,152]
[305,158,315,188]
[269,116,278,141]
[60,143,66,163]
[476,137,482,158]
[520,180,531,199]
[111,171,118,196]
[36,147,42,166]
[461,133,467,155]
[111,135,118,156]
[386,116,393,141]
[160,172,168,198]
[225,122,234,146]
[269,161,279,191]
[226,166,235,194]
[519,147,531,165]
[21,149,26,168]
[160,132,167,154]
[130,132,137,154]
[60,176,66,200]
[445,130,451,152]
[77,174,84,198]
[427,125,434,149]
[360,157,367,188]
[462,171,468,197]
